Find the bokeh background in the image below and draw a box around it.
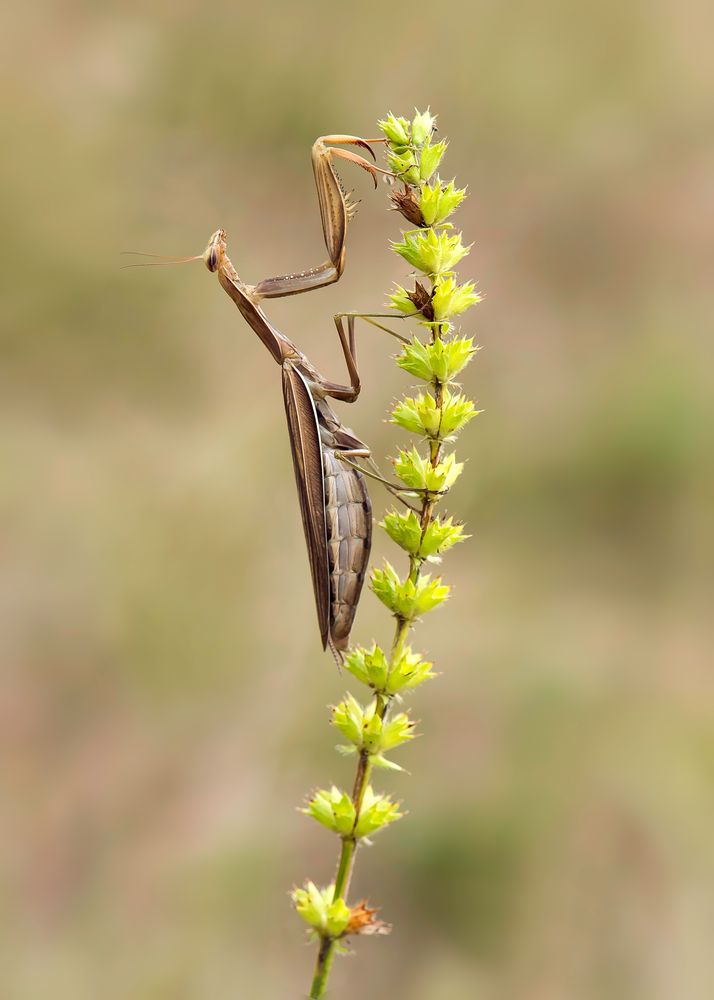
[2,2,713,998]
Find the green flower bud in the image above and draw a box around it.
[439,388,480,437]
[389,281,434,321]
[380,712,416,751]
[325,898,352,937]
[419,179,467,225]
[378,113,411,147]
[293,880,328,930]
[362,712,384,754]
[331,692,367,746]
[394,447,463,492]
[381,509,469,559]
[386,647,436,693]
[381,509,423,555]
[343,644,390,690]
[391,391,442,437]
[391,229,470,278]
[303,786,356,836]
[419,515,469,557]
[388,284,417,315]
[411,108,437,147]
[371,561,450,619]
[387,149,420,185]
[292,882,351,937]
[398,335,479,383]
[332,693,415,757]
[432,276,481,322]
[354,786,403,838]
[419,140,448,182]
[391,386,477,440]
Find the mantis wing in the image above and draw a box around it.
[282,364,330,650]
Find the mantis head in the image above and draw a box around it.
[121,230,227,271]
[203,229,227,273]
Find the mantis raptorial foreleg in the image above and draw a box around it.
[250,136,392,301]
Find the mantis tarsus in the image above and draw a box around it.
[130,135,393,658]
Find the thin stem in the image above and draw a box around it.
[310,936,336,999]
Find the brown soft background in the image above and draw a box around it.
[2,2,713,998]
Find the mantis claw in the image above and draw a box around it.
[351,138,376,161]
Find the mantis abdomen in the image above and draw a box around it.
[324,450,372,651]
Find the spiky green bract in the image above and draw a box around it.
[303,785,403,839]
[432,276,481,322]
[386,149,420,186]
[378,113,411,147]
[303,786,356,836]
[419,140,448,181]
[354,786,403,838]
[398,335,479,383]
[387,647,437,692]
[419,179,467,225]
[379,108,440,185]
[392,386,479,439]
[411,108,437,146]
[293,882,351,937]
[343,643,390,690]
[388,284,418,315]
[344,643,436,694]
[371,561,450,620]
[381,510,469,559]
[392,229,470,278]
[394,448,464,493]
[332,693,416,763]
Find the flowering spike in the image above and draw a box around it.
[299,112,482,997]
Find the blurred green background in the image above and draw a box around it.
[2,1,713,998]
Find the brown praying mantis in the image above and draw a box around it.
[126,135,411,659]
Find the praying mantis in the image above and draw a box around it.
[128,135,406,659]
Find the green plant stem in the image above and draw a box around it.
[309,935,336,999]
[308,403,444,999]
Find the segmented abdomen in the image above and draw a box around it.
[323,448,372,650]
